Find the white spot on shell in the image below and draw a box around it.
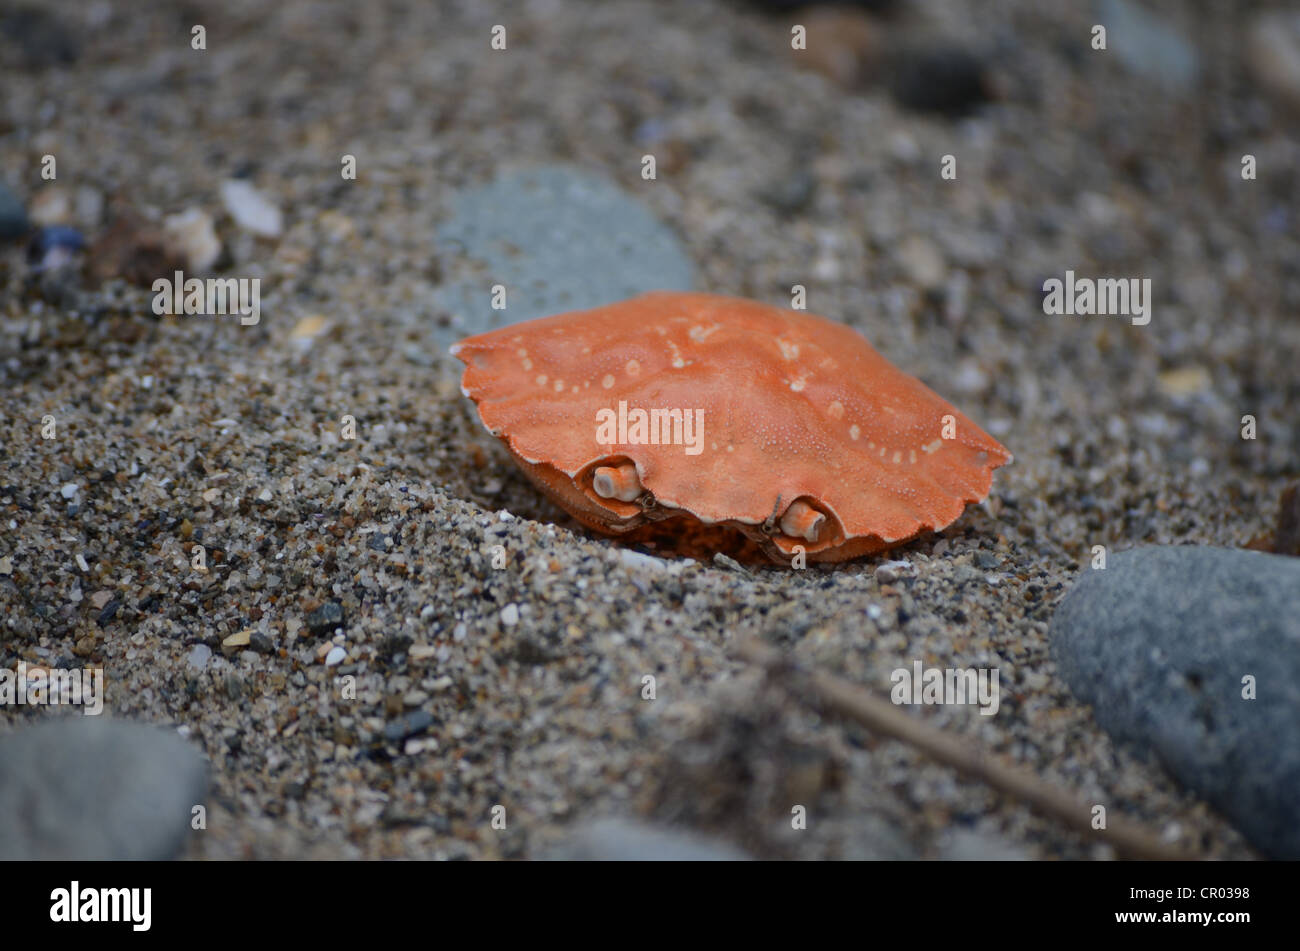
[554,379,564,392]
[602,374,615,389]
[849,424,860,441]
[667,340,686,368]
[536,374,548,386]
[893,450,902,463]
[777,339,799,360]
[522,358,533,370]
[828,401,845,420]
[625,359,641,376]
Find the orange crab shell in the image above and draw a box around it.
[450,292,1011,563]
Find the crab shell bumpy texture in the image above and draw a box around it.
[450,291,1012,563]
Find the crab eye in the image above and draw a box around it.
[780,498,821,543]
[779,499,826,543]
[592,462,642,502]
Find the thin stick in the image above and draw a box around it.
[732,636,1197,861]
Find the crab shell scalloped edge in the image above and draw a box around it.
[450,292,1012,564]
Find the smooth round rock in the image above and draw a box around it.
[540,818,751,861]
[1097,0,1200,92]
[1246,10,1300,110]
[433,165,694,342]
[1050,546,1300,858]
[0,717,208,860]
[0,182,29,240]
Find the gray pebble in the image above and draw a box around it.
[186,643,212,670]
[875,561,907,584]
[759,168,817,215]
[0,7,79,69]
[0,183,29,239]
[383,709,435,743]
[540,818,751,861]
[95,599,121,626]
[1051,546,1300,858]
[937,828,1030,861]
[619,548,666,573]
[434,165,694,341]
[1247,10,1300,109]
[306,601,344,636]
[1097,0,1199,92]
[0,718,207,859]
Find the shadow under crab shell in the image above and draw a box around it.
[508,449,903,566]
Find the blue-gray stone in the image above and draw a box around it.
[434,165,694,343]
[541,818,751,861]
[1097,0,1199,91]
[0,717,208,859]
[0,7,79,69]
[383,709,435,743]
[0,182,28,239]
[1051,546,1300,858]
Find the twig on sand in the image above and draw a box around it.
[732,636,1197,861]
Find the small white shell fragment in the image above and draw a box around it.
[220,178,283,237]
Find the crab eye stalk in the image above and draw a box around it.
[592,462,643,502]
[780,499,826,543]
